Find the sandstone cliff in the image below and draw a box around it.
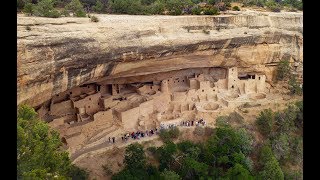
[17,11,303,107]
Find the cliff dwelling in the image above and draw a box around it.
[35,66,285,157]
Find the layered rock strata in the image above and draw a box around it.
[17,11,303,107]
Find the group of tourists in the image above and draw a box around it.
[107,118,206,144]
[107,128,159,144]
[181,119,206,126]
[160,118,207,130]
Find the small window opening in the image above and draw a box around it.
[231,85,234,88]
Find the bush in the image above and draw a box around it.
[288,76,302,95]
[66,0,86,17]
[147,146,157,154]
[23,3,34,15]
[232,6,240,11]
[102,164,113,175]
[159,127,180,142]
[276,59,291,81]
[90,15,99,22]
[191,6,201,15]
[109,0,144,15]
[149,0,165,14]
[216,116,229,127]
[266,0,282,12]
[256,109,274,137]
[61,9,70,17]
[194,126,205,136]
[92,0,104,13]
[33,0,61,18]
[203,7,218,15]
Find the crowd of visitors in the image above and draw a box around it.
[107,119,206,144]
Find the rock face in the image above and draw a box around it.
[17,11,303,107]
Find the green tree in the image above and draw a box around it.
[112,143,148,179]
[23,2,34,15]
[258,145,284,180]
[276,59,291,81]
[92,0,104,13]
[124,143,146,170]
[33,0,61,18]
[225,163,254,180]
[159,127,180,142]
[271,133,290,162]
[66,0,86,17]
[17,105,88,179]
[210,126,252,156]
[256,109,274,137]
[181,157,209,179]
[288,75,302,95]
[157,141,178,171]
[149,0,165,14]
[109,0,145,15]
[160,169,182,180]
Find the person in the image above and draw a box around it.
[121,136,124,141]
[191,120,194,126]
[112,137,115,143]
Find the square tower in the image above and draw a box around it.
[227,67,238,90]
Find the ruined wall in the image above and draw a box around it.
[17,12,303,107]
[73,93,102,115]
[121,107,140,131]
[50,100,74,116]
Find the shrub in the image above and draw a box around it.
[147,146,157,154]
[266,0,282,12]
[61,9,70,17]
[102,164,113,175]
[149,0,165,14]
[256,109,274,137]
[194,126,205,136]
[288,76,302,95]
[191,6,201,15]
[216,116,229,127]
[109,0,144,15]
[93,0,104,13]
[258,145,284,180]
[91,15,99,22]
[276,59,291,81]
[33,0,61,18]
[18,0,25,11]
[23,3,34,15]
[203,7,218,15]
[232,6,240,11]
[66,0,86,17]
[159,127,180,142]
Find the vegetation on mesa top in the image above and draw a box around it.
[17,105,88,179]
[17,0,302,18]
